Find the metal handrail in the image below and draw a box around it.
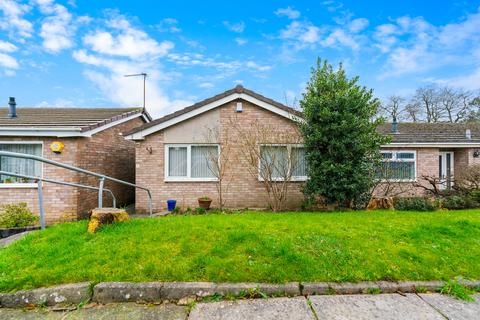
[0,170,117,229]
[0,151,153,224]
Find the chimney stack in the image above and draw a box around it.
[391,116,398,133]
[8,97,16,118]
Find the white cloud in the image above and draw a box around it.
[35,0,74,53]
[430,68,480,91]
[0,41,17,53]
[321,29,360,50]
[83,16,174,59]
[0,0,33,39]
[167,52,242,72]
[235,37,248,45]
[73,13,192,116]
[198,82,214,89]
[74,50,191,116]
[280,21,321,44]
[156,17,181,33]
[348,18,369,32]
[275,7,300,20]
[377,10,480,79]
[246,61,272,72]
[223,21,245,33]
[0,53,19,69]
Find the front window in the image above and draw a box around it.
[165,144,219,181]
[259,145,307,181]
[376,150,416,181]
[0,143,42,184]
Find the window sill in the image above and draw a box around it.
[0,183,38,189]
[258,177,308,182]
[164,178,218,183]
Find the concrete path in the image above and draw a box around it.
[1,293,479,319]
[0,231,32,248]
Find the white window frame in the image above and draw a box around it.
[0,141,43,189]
[164,144,220,182]
[258,144,307,182]
[379,150,417,182]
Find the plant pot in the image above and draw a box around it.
[198,198,212,210]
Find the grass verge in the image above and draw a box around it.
[1,210,479,292]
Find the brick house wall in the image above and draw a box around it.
[375,147,480,197]
[134,100,304,213]
[0,137,80,223]
[0,117,145,223]
[76,117,145,218]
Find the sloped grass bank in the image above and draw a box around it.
[1,210,479,292]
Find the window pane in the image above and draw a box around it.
[168,147,187,177]
[397,152,415,159]
[381,152,393,159]
[191,146,216,178]
[291,147,306,177]
[260,146,288,179]
[0,144,42,183]
[377,161,415,180]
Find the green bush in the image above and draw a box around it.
[0,202,38,228]
[441,195,479,210]
[195,207,207,215]
[394,197,438,211]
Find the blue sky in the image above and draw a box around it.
[0,0,480,117]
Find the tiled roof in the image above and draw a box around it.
[0,107,149,132]
[378,123,480,143]
[124,85,301,136]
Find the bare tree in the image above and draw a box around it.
[380,95,405,121]
[439,87,472,123]
[202,126,234,210]
[404,102,422,122]
[228,115,304,211]
[411,86,444,123]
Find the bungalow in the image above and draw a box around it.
[125,85,480,212]
[0,98,151,223]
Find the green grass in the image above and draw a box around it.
[1,210,480,292]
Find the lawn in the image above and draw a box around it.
[1,210,480,292]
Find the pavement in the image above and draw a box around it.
[1,293,479,319]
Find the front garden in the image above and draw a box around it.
[1,209,479,292]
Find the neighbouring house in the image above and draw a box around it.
[125,85,480,212]
[375,122,480,196]
[0,97,151,223]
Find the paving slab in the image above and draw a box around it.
[309,293,445,320]
[0,303,187,320]
[420,293,480,320]
[189,296,315,320]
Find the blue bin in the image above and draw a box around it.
[167,200,177,211]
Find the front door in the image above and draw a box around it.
[439,152,454,190]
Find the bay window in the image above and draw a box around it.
[165,144,219,181]
[377,150,416,181]
[0,142,42,185]
[259,145,307,181]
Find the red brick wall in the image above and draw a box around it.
[0,116,145,223]
[76,117,145,218]
[0,137,80,224]
[134,101,304,213]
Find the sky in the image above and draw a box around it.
[0,0,480,117]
